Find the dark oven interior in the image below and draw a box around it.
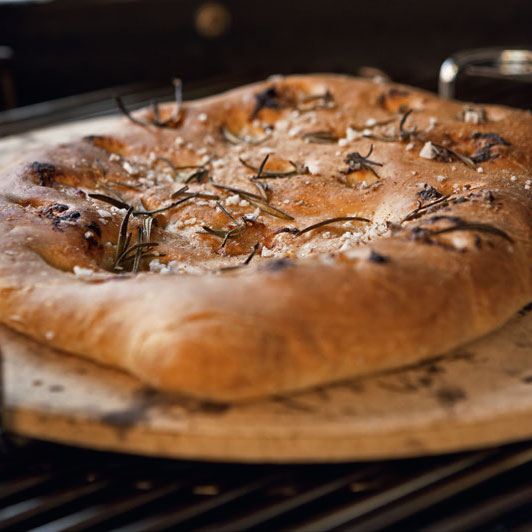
[1,0,532,116]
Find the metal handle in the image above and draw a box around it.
[439,47,532,99]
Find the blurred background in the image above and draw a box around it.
[0,0,531,134]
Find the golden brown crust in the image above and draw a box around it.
[2,74,532,401]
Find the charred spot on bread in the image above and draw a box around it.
[417,185,442,202]
[31,162,59,187]
[368,250,389,263]
[250,86,281,120]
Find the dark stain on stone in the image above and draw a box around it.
[435,386,467,407]
[101,386,232,440]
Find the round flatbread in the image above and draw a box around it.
[1,74,532,401]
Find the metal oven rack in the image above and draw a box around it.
[2,440,532,531]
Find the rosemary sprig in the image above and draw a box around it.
[114,79,182,129]
[94,161,106,177]
[342,145,383,178]
[251,179,269,201]
[243,196,295,220]
[114,207,133,269]
[132,227,144,273]
[428,140,476,169]
[216,201,239,225]
[89,193,131,210]
[217,242,260,272]
[201,224,248,247]
[170,189,220,201]
[116,241,159,269]
[142,214,154,241]
[242,242,260,264]
[115,96,150,127]
[112,209,160,272]
[211,181,263,201]
[211,166,294,220]
[295,216,371,236]
[132,193,198,216]
[239,156,306,178]
[199,203,250,247]
[401,194,452,223]
[221,125,270,145]
[170,184,219,201]
[302,130,339,144]
[362,109,477,169]
[363,109,417,142]
[430,222,513,243]
[184,168,209,184]
[156,155,213,183]
[297,90,336,110]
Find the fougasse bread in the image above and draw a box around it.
[1,74,532,401]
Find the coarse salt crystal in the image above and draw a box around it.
[261,247,276,257]
[477,167,484,173]
[198,113,208,122]
[45,331,55,340]
[225,194,241,206]
[122,161,139,175]
[97,209,112,218]
[258,147,275,155]
[437,175,447,182]
[405,142,415,151]
[345,127,360,141]
[73,266,94,276]
[463,108,485,124]
[511,175,517,181]
[306,160,321,175]
[109,153,120,161]
[419,141,436,159]
[288,125,303,137]
[338,138,349,147]
[365,117,377,127]
[149,259,170,274]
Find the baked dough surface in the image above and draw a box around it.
[1,74,532,401]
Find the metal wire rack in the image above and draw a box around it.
[2,439,532,531]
